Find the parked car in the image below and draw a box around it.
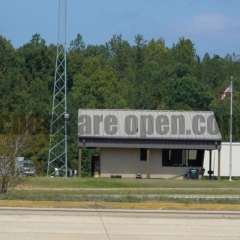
[16,158,36,176]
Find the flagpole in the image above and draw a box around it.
[229,77,233,181]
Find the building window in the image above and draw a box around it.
[162,149,183,167]
[140,149,147,161]
[162,149,204,167]
[187,150,203,167]
[188,150,197,160]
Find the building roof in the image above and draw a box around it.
[78,109,222,142]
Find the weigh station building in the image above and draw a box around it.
[78,109,222,179]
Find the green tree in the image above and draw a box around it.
[165,76,212,110]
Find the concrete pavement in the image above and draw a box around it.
[0,208,240,240]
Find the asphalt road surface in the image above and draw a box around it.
[0,208,240,240]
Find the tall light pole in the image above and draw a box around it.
[229,77,233,181]
[48,0,68,177]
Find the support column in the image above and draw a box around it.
[218,147,221,180]
[78,148,82,177]
[146,149,150,179]
[209,150,212,180]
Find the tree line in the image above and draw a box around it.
[0,33,240,174]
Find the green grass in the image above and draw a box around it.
[1,177,238,205]
[13,188,240,195]
[2,189,240,204]
[20,177,240,189]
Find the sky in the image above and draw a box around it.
[1,0,240,56]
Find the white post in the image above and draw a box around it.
[218,146,221,180]
[229,78,233,181]
[146,149,150,179]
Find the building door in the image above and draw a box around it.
[91,155,101,177]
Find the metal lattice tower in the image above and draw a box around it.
[48,0,68,177]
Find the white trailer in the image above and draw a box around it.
[204,142,240,177]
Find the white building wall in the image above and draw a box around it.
[203,142,240,177]
[101,148,139,178]
[100,148,197,179]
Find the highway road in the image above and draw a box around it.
[0,208,240,240]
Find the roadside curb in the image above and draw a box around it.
[1,207,240,216]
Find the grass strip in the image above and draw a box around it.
[19,177,240,189]
[0,200,240,211]
[2,190,240,204]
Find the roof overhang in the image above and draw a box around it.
[79,137,221,150]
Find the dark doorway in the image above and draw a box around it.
[91,155,100,176]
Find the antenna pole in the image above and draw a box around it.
[48,0,68,177]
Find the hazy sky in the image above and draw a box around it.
[1,0,240,56]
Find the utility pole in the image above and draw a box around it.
[48,0,68,177]
[229,77,233,181]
